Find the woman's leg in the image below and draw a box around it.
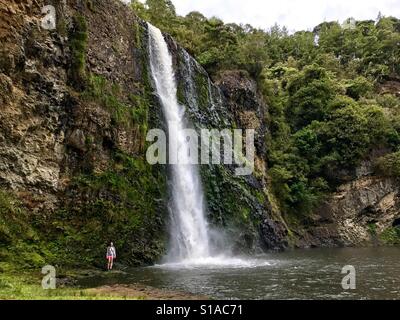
[110,257,113,270]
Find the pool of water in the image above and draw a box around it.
[79,247,400,299]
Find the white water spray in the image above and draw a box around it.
[147,23,269,268]
[148,23,211,262]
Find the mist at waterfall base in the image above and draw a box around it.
[147,23,269,269]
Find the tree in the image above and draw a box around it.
[286,65,337,130]
[344,76,373,100]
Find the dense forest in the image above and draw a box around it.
[132,0,400,218]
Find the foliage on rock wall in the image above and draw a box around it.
[0,6,168,269]
[375,151,400,177]
[82,74,150,150]
[46,151,167,267]
[201,165,265,252]
[0,190,49,270]
[68,15,88,90]
[380,226,400,245]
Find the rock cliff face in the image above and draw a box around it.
[295,156,400,248]
[1,0,168,266]
[328,176,400,245]
[0,0,399,268]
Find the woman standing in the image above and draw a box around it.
[106,242,116,270]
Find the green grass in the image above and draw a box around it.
[0,273,140,300]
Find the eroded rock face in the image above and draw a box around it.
[0,0,168,265]
[301,176,400,247]
[216,70,267,157]
[0,0,146,200]
[326,177,400,245]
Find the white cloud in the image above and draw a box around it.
[171,0,400,32]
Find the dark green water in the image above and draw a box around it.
[79,247,400,299]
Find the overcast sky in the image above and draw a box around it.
[164,0,400,32]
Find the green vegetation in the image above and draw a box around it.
[375,151,400,177]
[132,1,400,81]
[82,74,149,149]
[380,226,400,245]
[68,15,88,89]
[0,273,140,300]
[0,190,49,269]
[49,151,167,266]
[135,0,400,218]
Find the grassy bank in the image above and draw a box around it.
[0,272,140,300]
[0,269,207,300]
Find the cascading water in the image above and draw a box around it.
[147,23,269,268]
[182,49,199,113]
[147,23,211,262]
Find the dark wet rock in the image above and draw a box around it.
[260,218,288,251]
[67,128,86,152]
[216,70,267,157]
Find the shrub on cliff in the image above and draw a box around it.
[0,190,48,269]
[375,151,400,177]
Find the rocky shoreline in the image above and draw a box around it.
[85,284,209,300]
[58,268,209,300]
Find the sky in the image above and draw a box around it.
[133,0,400,32]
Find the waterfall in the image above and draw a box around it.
[147,23,211,262]
[147,23,270,269]
[182,49,199,113]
